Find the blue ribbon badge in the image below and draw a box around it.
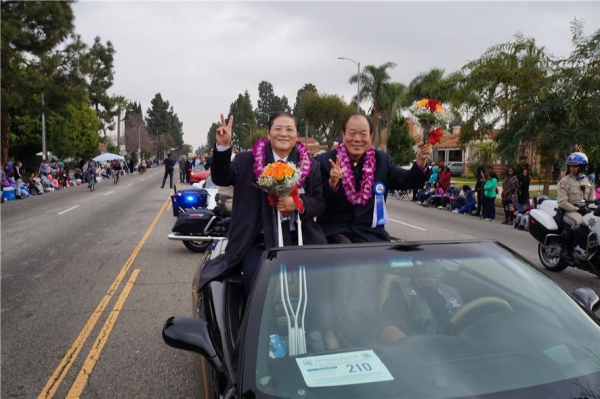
[371,181,388,228]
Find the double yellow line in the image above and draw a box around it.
[39,194,172,398]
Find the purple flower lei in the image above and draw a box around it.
[252,139,311,188]
[336,140,376,205]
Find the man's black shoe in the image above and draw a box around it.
[160,186,164,189]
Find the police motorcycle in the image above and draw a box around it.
[168,179,231,253]
[528,152,600,277]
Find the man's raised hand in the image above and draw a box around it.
[215,114,234,147]
[416,141,433,169]
[328,155,343,188]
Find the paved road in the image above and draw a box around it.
[1,174,598,398]
[2,168,197,398]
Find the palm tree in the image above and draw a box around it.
[407,68,449,104]
[112,95,129,150]
[378,82,407,147]
[349,62,397,148]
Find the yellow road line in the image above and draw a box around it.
[66,269,141,398]
[39,196,171,399]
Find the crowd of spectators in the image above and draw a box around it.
[1,157,132,203]
[177,151,213,184]
[410,161,534,229]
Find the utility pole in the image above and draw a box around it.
[41,93,47,161]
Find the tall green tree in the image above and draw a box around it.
[454,20,599,193]
[256,80,291,128]
[256,80,275,128]
[228,91,256,149]
[273,95,291,114]
[349,62,397,148]
[166,107,184,153]
[124,111,147,155]
[206,122,220,149]
[386,116,415,165]
[293,83,319,140]
[495,21,600,192]
[456,33,550,148]
[406,68,452,104]
[86,36,116,135]
[146,93,172,158]
[1,0,78,164]
[378,82,407,136]
[45,103,99,159]
[302,92,355,149]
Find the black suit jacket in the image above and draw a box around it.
[200,143,327,287]
[315,149,428,242]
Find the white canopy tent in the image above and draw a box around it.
[93,153,125,163]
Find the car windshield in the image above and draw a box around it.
[245,241,600,399]
[192,165,206,171]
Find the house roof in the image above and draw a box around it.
[405,118,499,149]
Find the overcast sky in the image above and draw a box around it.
[72,1,599,150]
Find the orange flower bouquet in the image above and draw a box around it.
[257,162,301,197]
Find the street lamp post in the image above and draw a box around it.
[338,56,361,112]
[242,122,252,138]
[137,125,141,157]
[242,123,253,150]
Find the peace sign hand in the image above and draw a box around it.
[216,114,234,147]
[328,155,343,188]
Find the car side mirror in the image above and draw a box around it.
[162,316,226,373]
[572,287,600,314]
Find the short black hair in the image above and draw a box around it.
[268,112,299,131]
[342,113,374,134]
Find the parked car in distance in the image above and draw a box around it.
[163,239,600,399]
[189,165,210,184]
[445,161,464,176]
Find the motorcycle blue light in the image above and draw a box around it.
[185,195,195,203]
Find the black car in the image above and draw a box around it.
[163,240,600,399]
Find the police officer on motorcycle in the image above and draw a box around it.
[557,152,596,261]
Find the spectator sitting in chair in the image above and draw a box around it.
[513,200,532,231]
[453,190,476,215]
[441,182,460,210]
[427,181,445,208]
[41,173,58,190]
[27,174,43,195]
[416,183,433,205]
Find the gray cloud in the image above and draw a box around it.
[72,1,599,149]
